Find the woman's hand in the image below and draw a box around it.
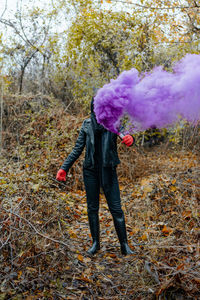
[56,169,67,181]
[122,135,134,147]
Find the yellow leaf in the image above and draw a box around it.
[162,225,173,235]
[141,178,150,186]
[187,245,193,253]
[182,211,191,219]
[68,229,77,238]
[32,183,40,192]
[26,267,37,272]
[170,185,176,192]
[143,185,153,193]
[18,271,22,279]
[141,233,148,241]
[107,253,117,258]
[130,227,140,235]
[77,254,84,262]
[171,179,176,185]
[140,178,153,194]
[78,274,93,283]
[83,257,91,264]
[96,264,105,271]
[177,263,185,270]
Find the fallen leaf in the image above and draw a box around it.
[162,225,173,235]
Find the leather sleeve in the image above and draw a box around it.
[61,122,86,172]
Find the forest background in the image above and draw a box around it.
[0,0,200,299]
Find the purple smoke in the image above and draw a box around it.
[94,54,200,134]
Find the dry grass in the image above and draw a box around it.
[0,94,199,299]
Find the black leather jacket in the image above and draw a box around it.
[61,118,120,171]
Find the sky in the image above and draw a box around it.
[0,0,25,18]
[0,0,52,19]
[0,0,125,40]
[0,0,15,18]
[0,0,71,43]
[0,0,125,20]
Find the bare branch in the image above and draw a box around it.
[17,0,53,55]
[109,0,200,10]
[144,261,160,284]
[0,0,8,19]
[2,207,75,252]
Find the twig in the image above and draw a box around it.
[0,0,7,19]
[143,243,199,249]
[179,182,200,190]
[0,231,12,250]
[102,273,115,285]
[64,100,74,112]
[110,0,200,10]
[162,264,200,278]
[0,74,3,153]
[50,177,68,189]
[2,207,75,252]
[133,143,146,155]
[144,260,160,284]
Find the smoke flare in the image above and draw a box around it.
[94,54,200,134]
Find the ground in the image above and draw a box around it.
[0,97,199,299]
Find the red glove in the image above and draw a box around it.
[122,135,134,147]
[56,169,67,181]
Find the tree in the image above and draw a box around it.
[56,0,157,104]
[0,0,199,105]
[0,1,58,93]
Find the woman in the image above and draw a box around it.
[56,98,134,255]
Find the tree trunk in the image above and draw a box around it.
[19,67,25,94]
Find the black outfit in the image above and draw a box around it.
[61,102,133,255]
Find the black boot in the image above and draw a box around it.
[87,213,100,255]
[113,215,134,255]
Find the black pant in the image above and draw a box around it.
[83,166,124,219]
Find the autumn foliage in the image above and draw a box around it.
[0,95,199,299]
[0,0,200,298]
